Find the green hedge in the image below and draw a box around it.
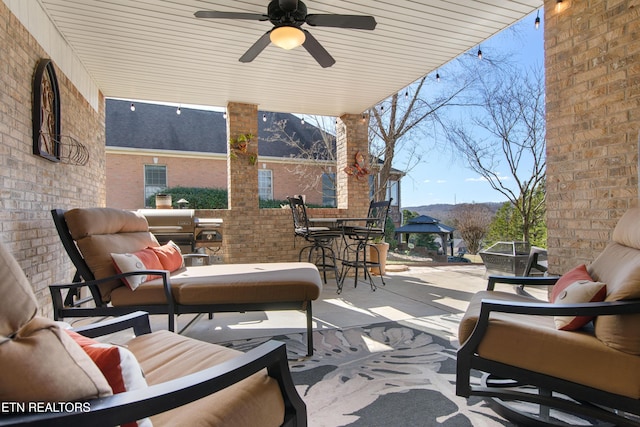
[147,188,332,209]
[147,187,228,209]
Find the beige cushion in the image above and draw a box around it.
[0,242,38,337]
[64,207,150,238]
[127,330,285,427]
[459,291,640,399]
[65,208,159,301]
[0,316,112,402]
[0,241,113,402]
[110,262,322,306]
[588,211,640,355]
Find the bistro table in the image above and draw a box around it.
[308,217,379,292]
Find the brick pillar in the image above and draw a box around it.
[226,102,259,210]
[225,102,259,262]
[336,113,370,216]
[544,0,640,274]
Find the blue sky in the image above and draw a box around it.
[399,10,545,208]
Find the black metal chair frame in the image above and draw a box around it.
[456,275,640,427]
[287,196,341,286]
[0,311,307,427]
[50,209,316,356]
[338,199,391,293]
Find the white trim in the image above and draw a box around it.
[106,146,335,166]
[6,0,100,111]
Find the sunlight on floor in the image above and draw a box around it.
[369,306,412,321]
[362,335,393,352]
[324,298,378,317]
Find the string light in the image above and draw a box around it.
[404,90,409,100]
[262,113,267,122]
[301,116,305,125]
[477,46,482,60]
[535,10,540,29]
[176,106,181,115]
[436,71,440,82]
[223,111,227,119]
[362,113,367,122]
[130,103,135,111]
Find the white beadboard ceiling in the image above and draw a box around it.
[37,0,542,116]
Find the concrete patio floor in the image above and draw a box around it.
[178,264,548,348]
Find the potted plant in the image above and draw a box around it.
[369,236,390,276]
[229,133,257,165]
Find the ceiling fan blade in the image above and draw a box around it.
[194,11,269,21]
[306,14,377,30]
[239,31,272,63]
[302,30,335,68]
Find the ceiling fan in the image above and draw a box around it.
[194,0,377,68]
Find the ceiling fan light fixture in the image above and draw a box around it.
[270,26,306,50]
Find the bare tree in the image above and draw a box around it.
[446,67,546,242]
[264,116,336,198]
[451,203,494,254]
[367,48,515,202]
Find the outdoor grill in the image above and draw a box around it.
[137,209,223,263]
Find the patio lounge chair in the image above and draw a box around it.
[50,207,322,356]
[457,207,640,426]
[0,240,306,426]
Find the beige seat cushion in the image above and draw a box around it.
[111,262,322,306]
[459,291,640,399]
[64,208,159,301]
[0,241,112,402]
[127,330,285,427]
[588,207,640,355]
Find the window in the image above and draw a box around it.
[144,164,167,205]
[386,180,399,206]
[258,169,273,200]
[322,172,336,207]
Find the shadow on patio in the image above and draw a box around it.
[176,265,547,347]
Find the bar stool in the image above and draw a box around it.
[338,199,392,291]
[287,196,342,285]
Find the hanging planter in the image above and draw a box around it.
[229,133,257,165]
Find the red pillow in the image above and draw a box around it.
[64,330,151,427]
[149,240,183,272]
[550,264,593,302]
[111,248,163,290]
[553,280,607,330]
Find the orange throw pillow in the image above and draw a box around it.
[149,240,184,272]
[65,330,151,427]
[550,264,593,302]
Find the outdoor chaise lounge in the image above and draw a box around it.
[0,240,306,426]
[50,207,322,356]
[457,207,640,426]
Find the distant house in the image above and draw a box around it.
[105,99,403,224]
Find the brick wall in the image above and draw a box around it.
[106,152,330,209]
[545,0,640,274]
[0,1,106,317]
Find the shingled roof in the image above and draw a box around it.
[105,99,333,158]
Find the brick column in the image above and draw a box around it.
[544,0,640,274]
[225,102,260,262]
[226,102,259,211]
[336,113,370,216]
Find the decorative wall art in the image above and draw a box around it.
[32,58,61,162]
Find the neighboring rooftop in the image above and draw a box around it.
[105,99,333,158]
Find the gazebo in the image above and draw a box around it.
[395,215,456,257]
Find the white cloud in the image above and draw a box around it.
[436,180,447,184]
